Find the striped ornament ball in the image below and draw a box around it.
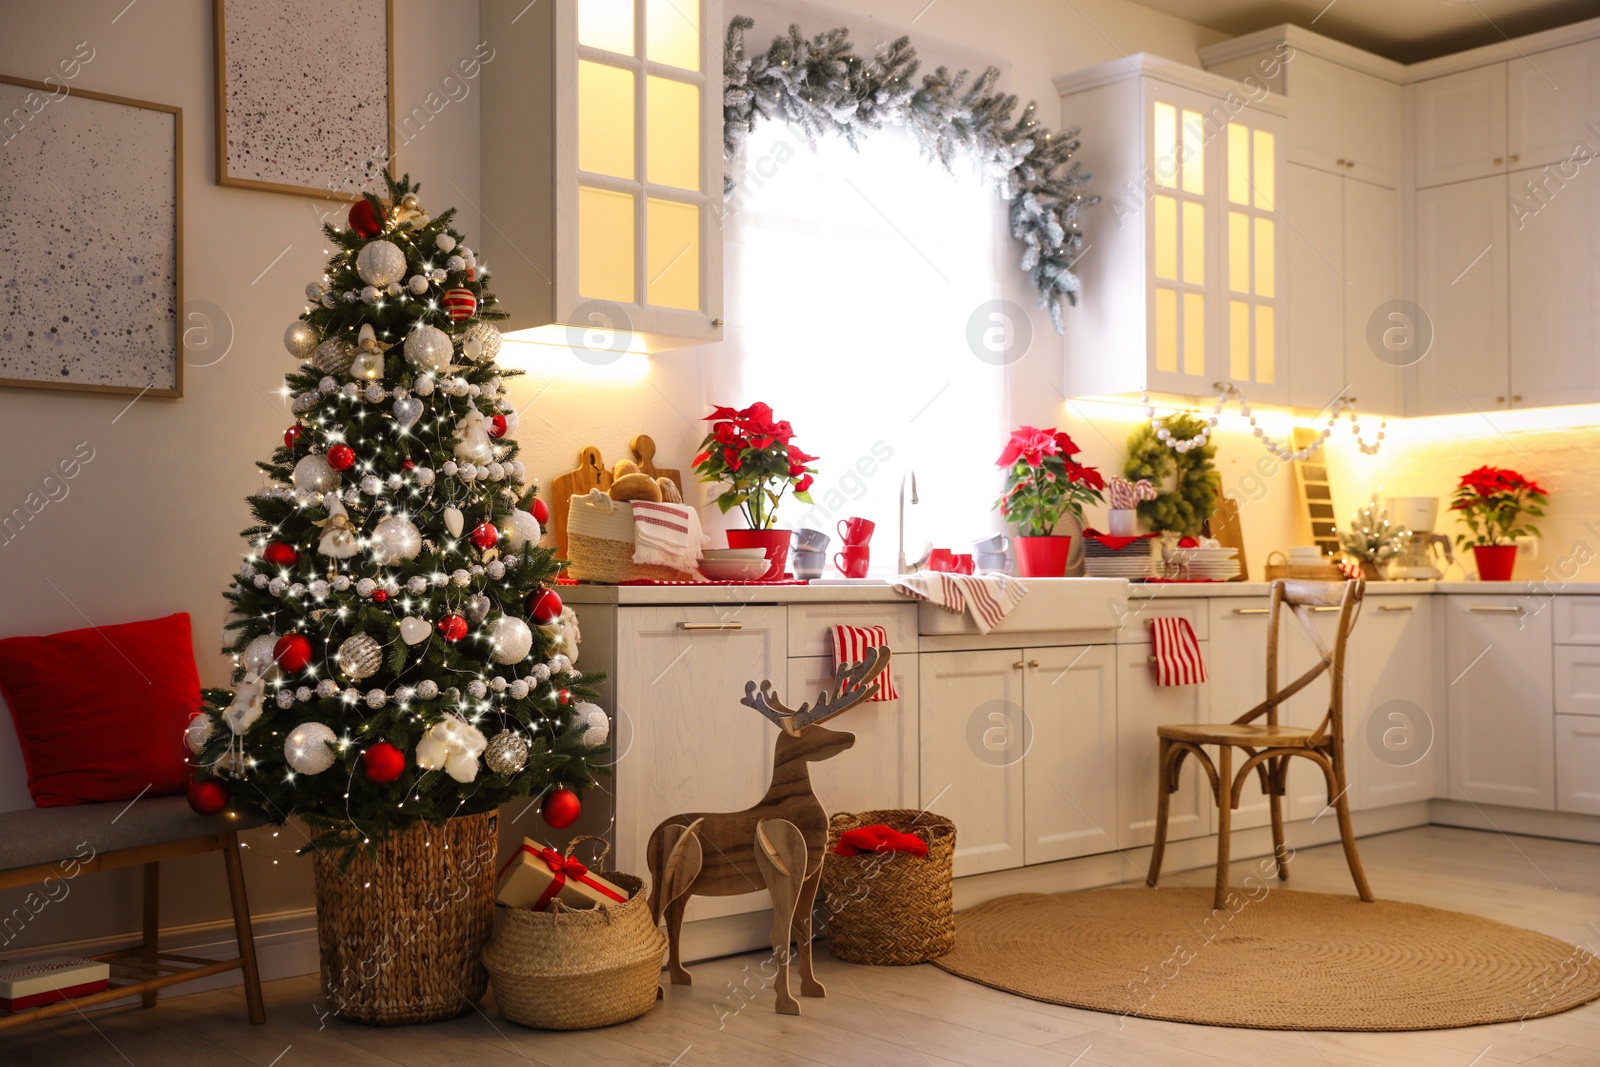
[442,287,477,323]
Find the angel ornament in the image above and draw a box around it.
[349,323,394,381]
[453,407,496,465]
[316,493,361,559]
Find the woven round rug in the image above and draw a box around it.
[931,887,1600,1031]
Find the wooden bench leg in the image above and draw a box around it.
[141,862,159,1009]
[221,831,266,1024]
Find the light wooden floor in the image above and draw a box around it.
[9,826,1600,1067]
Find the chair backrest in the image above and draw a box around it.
[1253,578,1365,745]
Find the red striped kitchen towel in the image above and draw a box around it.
[1148,616,1207,686]
[831,624,898,701]
[888,573,1027,635]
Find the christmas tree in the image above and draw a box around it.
[189,174,605,856]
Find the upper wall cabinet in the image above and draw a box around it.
[1057,56,1288,405]
[481,0,724,353]
[1414,65,1507,188]
[1280,52,1400,188]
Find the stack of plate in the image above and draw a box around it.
[1082,532,1156,578]
[1166,545,1241,581]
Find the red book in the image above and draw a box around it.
[0,956,110,1012]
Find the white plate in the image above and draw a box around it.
[698,559,773,581]
[702,548,769,560]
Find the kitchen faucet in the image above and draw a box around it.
[898,470,919,574]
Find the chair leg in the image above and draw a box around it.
[1332,777,1374,903]
[1269,756,1289,882]
[1213,745,1233,910]
[1147,739,1172,888]
[141,862,159,1009]
[221,831,266,1024]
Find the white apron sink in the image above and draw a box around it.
[915,576,1129,635]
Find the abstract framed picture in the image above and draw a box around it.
[213,0,395,200]
[0,76,183,397]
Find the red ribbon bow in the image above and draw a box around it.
[526,844,624,910]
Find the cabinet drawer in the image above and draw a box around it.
[787,603,917,659]
[1555,644,1600,716]
[1556,714,1600,816]
[1118,599,1208,644]
[1555,597,1600,645]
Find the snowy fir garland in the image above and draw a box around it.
[722,16,1099,331]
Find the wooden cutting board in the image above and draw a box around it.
[1206,496,1249,581]
[630,434,683,500]
[550,445,611,557]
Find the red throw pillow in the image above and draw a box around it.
[0,612,199,807]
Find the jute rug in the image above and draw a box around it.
[931,888,1600,1031]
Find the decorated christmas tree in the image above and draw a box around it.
[189,174,605,856]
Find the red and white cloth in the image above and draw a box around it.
[889,573,1027,635]
[1148,616,1207,686]
[830,624,898,702]
[0,956,110,1012]
[629,500,705,574]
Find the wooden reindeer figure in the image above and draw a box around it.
[646,645,891,1015]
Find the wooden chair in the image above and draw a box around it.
[1146,578,1374,909]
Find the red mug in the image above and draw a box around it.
[834,545,870,578]
[927,548,955,572]
[953,553,975,575]
[837,517,875,546]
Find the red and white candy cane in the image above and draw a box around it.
[1108,477,1158,511]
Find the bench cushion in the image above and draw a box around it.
[0,796,266,874]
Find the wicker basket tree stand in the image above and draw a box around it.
[312,811,498,1025]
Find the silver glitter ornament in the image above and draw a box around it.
[313,338,356,376]
[483,731,528,775]
[284,321,317,360]
[356,240,407,287]
[284,722,338,775]
[336,633,382,680]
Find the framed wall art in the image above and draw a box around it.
[213,0,395,200]
[0,76,183,397]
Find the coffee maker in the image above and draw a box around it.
[1386,496,1454,580]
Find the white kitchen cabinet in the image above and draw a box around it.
[1283,52,1400,188]
[613,605,784,921]
[1508,38,1600,174]
[1555,597,1600,645]
[1116,641,1211,848]
[1205,601,1275,830]
[1350,597,1437,809]
[1509,164,1600,409]
[1415,176,1510,414]
[1555,715,1600,815]
[1444,598,1555,810]
[1279,607,1345,823]
[1023,645,1118,865]
[1286,164,1345,410]
[1343,179,1404,415]
[1414,64,1508,189]
[789,655,919,818]
[1555,645,1600,717]
[919,650,1026,876]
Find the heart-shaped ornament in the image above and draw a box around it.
[399,616,431,646]
[393,395,423,430]
[444,506,464,538]
[466,593,491,622]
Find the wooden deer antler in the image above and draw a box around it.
[741,646,892,734]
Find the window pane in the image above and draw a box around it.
[1155,288,1178,373]
[1184,292,1206,375]
[1256,305,1275,384]
[1154,196,1177,281]
[1182,201,1205,285]
[646,0,700,71]
[578,186,635,302]
[1227,124,1249,206]
[1181,109,1205,195]
[1228,211,1250,293]
[578,61,635,179]
[1153,102,1177,189]
[1230,299,1250,380]
[1254,217,1275,298]
[646,198,700,310]
[579,0,634,55]
[1254,129,1276,209]
[646,76,699,191]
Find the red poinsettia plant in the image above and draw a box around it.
[1450,465,1547,547]
[693,402,818,529]
[994,425,1106,537]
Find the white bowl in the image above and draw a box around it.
[698,559,773,581]
[702,548,769,560]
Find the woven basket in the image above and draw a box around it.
[481,838,666,1030]
[566,492,695,583]
[1264,550,1344,581]
[312,811,497,1025]
[821,810,956,965]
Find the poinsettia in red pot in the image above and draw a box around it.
[694,402,818,580]
[1450,465,1548,582]
[994,425,1106,577]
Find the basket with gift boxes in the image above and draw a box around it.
[0,956,110,1013]
[481,836,666,1030]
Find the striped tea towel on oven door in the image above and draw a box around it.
[830,624,898,701]
[1148,616,1207,686]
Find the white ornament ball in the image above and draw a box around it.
[446,255,466,273]
[293,454,339,493]
[356,240,407,287]
[360,286,380,304]
[284,321,317,360]
[267,577,287,596]
[451,568,471,587]
[463,321,502,364]
[316,678,340,699]
[406,575,428,595]
[296,686,313,702]
[241,634,280,675]
[341,382,359,398]
[276,689,295,709]
[578,702,610,748]
[336,633,383,680]
[394,685,414,703]
[309,579,330,599]
[356,577,377,598]
[370,515,423,564]
[305,281,325,302]
[490,676,507,692]
[435,233,456,253]
[509,679,529,701]
[488,616,533,664]
[484,732,528,775]
[403,325,453,373]
[386,473,403,491]
[415,466,436,487]
[416,680,440,700]
[365,689,387,709]
[487,560,506,579]
[407,274,430,294]
[319,376,338,394]
[504,510,542,551]
[364,384,384,403]
[467,679,488,699]
[285,722,338,775]
[185,713,213,755]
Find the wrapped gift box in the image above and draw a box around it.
[0,956,110,1012]
[495,838,628,912]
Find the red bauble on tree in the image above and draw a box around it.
[530,497,550,525]
[488,415,508,439]
[361,742,406,783]
[262,541,299,567]
[273,633,314,673]
[469,522,499,550]
[284,425,305,449]
[556,688,572,706]
[401,459,416,471]
[442,288,477,322]
[326,444,356,471]
[541,787,581,829]
[372,589,388,604]
[437,614,468,642]
[527,588,563,624]
[348,198,383,238]
[187,777,230,816]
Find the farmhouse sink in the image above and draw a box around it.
[915,576,1128,635]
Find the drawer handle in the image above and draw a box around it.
[1493,157,1503,166]
[1232,608,1270,615]
[1028,659,1041,668]
[1308,606,1341,613]
[1378,604,1414,612]
[676,621,745,631]
[1469,605,1524,615]
[1013,660,1026,670]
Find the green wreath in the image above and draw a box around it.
[1124,413,1220,537]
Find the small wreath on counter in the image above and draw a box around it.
[1124,413,1220,537]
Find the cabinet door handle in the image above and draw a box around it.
[1336,158,1346,166]
[1495,396,1506,404]
[1510,154,1520,163]
[1232,608,1270,615]
[1012,660,1026,670]
[676,621,744,631]
[1028,659,1041,668]
[1377,604,1414,612]
[1468,605,1524,615]
[1512,395,1522,404]
[1493,157,1503,166]
[1344,160,1355,168]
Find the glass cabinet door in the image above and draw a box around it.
[1222,116,1289,404]
[1148,96,1215,396]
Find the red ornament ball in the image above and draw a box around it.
[187,777,230,816]
[488,415,508,439]
[530,497,550,525]
[442,287,477,322]
[284,425,305,449]
[273,633,314,673]
[348,199,383,238]
[527,588,563,625]
[556,688,572,705]
[326,444,356,471]
[361,741,406,783]
[262,541,299,567]
[541,787,581,830]
[437,614,468,642]
[372,589,388,604]
[402,459,416,471]
[469,521,499,550]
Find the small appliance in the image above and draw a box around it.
[1385,496,1454,580]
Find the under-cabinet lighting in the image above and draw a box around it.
[497,337,651,382]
